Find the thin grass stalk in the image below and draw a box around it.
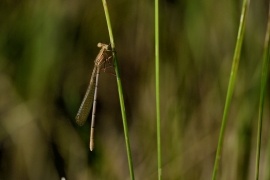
[211,0,250,179]
[255,3,270,180]
[155,0,162,179]
[266,137,270,179]
[101,1,135,179]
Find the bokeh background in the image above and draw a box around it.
[0,0,269,179]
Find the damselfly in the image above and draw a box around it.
[76,43,113,151]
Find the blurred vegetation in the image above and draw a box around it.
[0,0,269,179]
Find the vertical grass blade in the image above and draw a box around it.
[211,0,250,179]
[101,1,135,179]
[255,3,270,180]
[155,0,162,179]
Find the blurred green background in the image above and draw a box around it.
[0,0,269,179]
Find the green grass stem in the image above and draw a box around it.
[155,0,162,179]
[255,3,270,180]
[101,1,135,179]
[211,0,250,179]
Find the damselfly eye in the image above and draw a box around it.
[97,43,102,48]
[107,44,112,50]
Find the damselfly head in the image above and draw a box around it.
[97,42,107,48]
[97,42,111,50]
